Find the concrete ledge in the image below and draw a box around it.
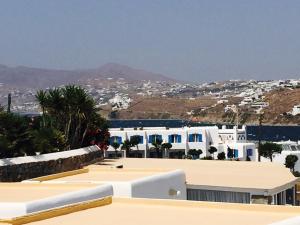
[28,168,89,182]
[0,197,112,225]
[0,184,113,219]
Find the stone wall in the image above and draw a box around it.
[0,146,103,182]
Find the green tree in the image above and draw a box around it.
[111,142,120,158]
[0,113,33,158]
[285,155,298,172]
[161,143,172,158]
[130,135,141,151]
[208,146,218,159]
[188,149,203,159]
[121,140,132,157]
[217,152,226,160]
[259,142,282,162]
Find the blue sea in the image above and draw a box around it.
[108,119,300,142]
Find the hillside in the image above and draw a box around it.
[0,63,175,88]
[108,96,217,119]
[111,88,300,125]
[263,88,300,124]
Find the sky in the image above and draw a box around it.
[0,0,300,82]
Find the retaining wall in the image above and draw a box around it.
[0,146,102,182]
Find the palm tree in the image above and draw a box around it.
[35,90,48,127]
[35,85,109,151]
[151,139,163,158]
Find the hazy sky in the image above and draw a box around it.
[0,0,300,82]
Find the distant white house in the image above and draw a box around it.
[291,105,300,116]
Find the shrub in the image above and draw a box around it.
[202,156,213,160]
[217,152,226,160]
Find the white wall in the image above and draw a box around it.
[262,151,300,172]
[101,170,186,200]
[222,143,256,160]
[131,170,187,200]
[0,184,113,219]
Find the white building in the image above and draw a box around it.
[107,126,256,161]
[291,105,300,116]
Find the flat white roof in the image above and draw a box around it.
[98,158,298,192]
[26,197,300,225]
[0,183,98,202]
[45,168,169,183]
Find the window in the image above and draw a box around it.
[291,145,297,151]
[130,135,144,144]
[246,149,253,156]
[168,134,182,143]
[148,134,162,144]
[188,133,202,142]
[110,136,122,144]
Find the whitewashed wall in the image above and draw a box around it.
[131,170,187,200]
[0,184,113,219]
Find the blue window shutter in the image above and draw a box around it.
[178,135,181,143]
[247,149,252,156]
[140,136,143,144]
[168,135,172,143]
[149,135,153,143]
[234,149,238,158]
[189,134,192,142]
[199,134,202,142]
[158,135,162,141]
[118,137,122,144]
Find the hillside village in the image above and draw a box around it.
[1,77,300,125]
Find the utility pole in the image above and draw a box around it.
[258,112,264,162]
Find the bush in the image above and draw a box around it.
[188,149,203,159]
[217,152,226,160]
[293,171,300,177]
[182,155,192,160]
[202,156,213,160]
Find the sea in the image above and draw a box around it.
[108,119,300,142]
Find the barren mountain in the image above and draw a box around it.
[0,63,175,88]
[81,63,174,82]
